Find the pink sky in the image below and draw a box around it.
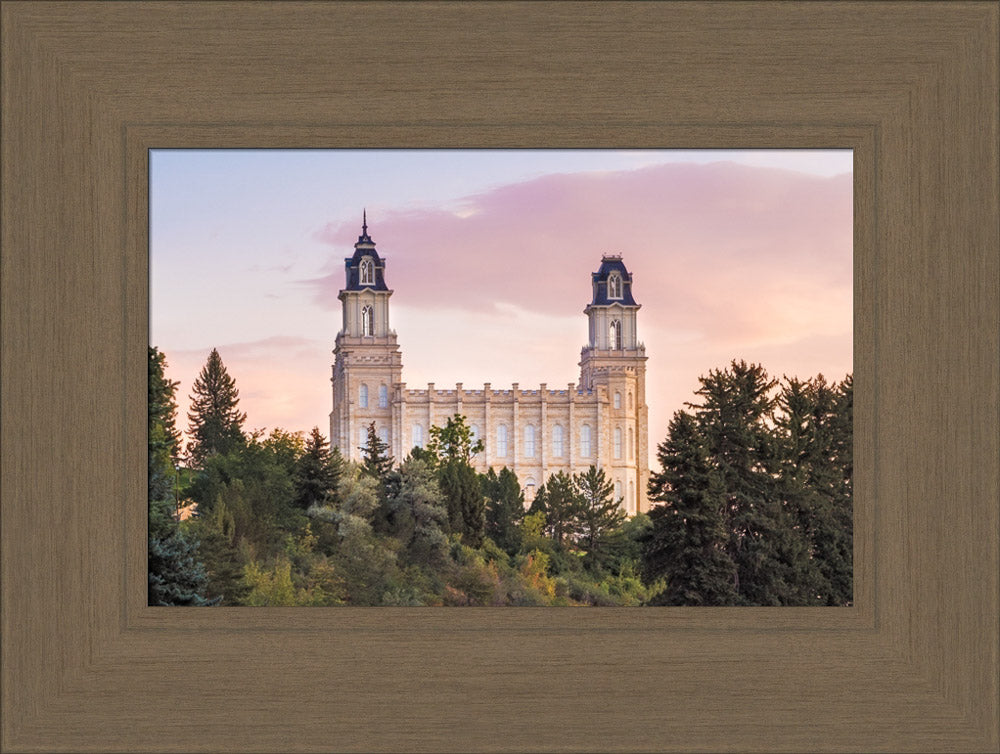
[153,153,852,467]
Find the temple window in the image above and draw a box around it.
[608,272,622,299]
[610,319,622,349]
[496,424,508,457]
[361,305,374,336]
[360,257,375,286]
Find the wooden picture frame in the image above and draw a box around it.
[3,3,997,751]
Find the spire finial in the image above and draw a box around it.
[362,208,367,235]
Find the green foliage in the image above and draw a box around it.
[293,426,343,510]
[427,414,484,466]
[573,465,627,572]
[531,471,582,547]
[643,411,740,606]
[642,361,853,606]
[186,348,247,468]
[181,499,247,605]
[148,347,210,605]
[438,459,486,547]
[418,414,486,547]
[188,430,303,545]
[482,467,524,554]
[383,455,450,567]
[360,421,394,482]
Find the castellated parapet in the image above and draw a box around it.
[330,217,649,513]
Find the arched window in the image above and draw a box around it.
[360,257,375,286]
[412,423,423,449]
[613,391,621,409]
[580,424,592,457]
[379,427,389,445]
[628,392,633,409]
[361,305,374,336]
[496,424,508,457]
[470,424,480,448]
[609,319,622,349]
[359,383,369,408]
[614,480,622,503]
[359,426,367,451]
[552,425,564,457]
[608,273,622,299]
[523,425,535,457]
[378,384,388,408]
[614,427,622,459]
[628,481,635,514]
[628,429,634,459]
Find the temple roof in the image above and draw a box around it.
[589,255,638,306]
[343,211,389,291]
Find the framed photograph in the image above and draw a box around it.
[148,148,854,609]
[3,3,997,752]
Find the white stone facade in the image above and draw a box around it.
[330,220,650,514]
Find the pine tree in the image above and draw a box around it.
[360,421,394,482]
[534,471,582,547]
[148,346,210,605]
[186,348,246,468]
[773,375,854,605]
[690,360,807,605]
[482,467,525,554]
[294,426,343,509]
[573,465,627,572]
[642,411,739,605]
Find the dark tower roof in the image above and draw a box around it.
[589,254,638,306]
[344,211,389,291]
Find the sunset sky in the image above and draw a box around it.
[150,150,853,468]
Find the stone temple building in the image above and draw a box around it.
[329,216,650,514]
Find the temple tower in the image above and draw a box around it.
[330,213,402,461]
[578,255,649,512]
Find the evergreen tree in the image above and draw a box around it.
[773,375,853,605]
[573,465,627,572]
[533,471,582,547]
[360,421,394,482]
[642,411,739,605]
[439,459,485,547]
[293,426,343,510]
[148,346,210,605]
[186,348,246,468]
[691,360,808,605]
[482,467,525,554]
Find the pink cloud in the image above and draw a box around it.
[169,161,851,462]
[306,163,851,346]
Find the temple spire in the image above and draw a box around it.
[358,209,373,244]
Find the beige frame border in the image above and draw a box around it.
[3,3,997,752]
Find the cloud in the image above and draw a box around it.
[165,160,852,462]
[302,162,850,358]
